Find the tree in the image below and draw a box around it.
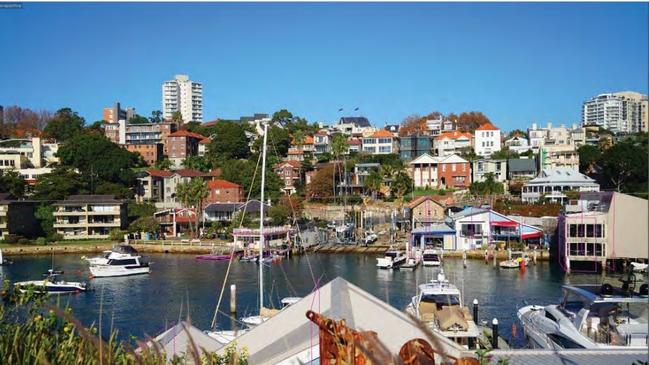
[469,173,504,196]
[128,217,160,234]
[390,170,413,200]
[171,111,183,124]
[600,140,648,193]
[128,114,149,124]
[292,130,306,146]
[0,105,52,138]
[42,108,85,142]
[254,126,290,158]
[220,159,283,201]
[268,204,290,226]
[206,121,250,163]
[35,204,55,238]
[155,157,172,170]
[32,167,86,200]
[182,155,211,171]
[491,148,519,160]
[577,144,602,174]
[0,169,26,198]
[365,170,384,199]
[331,134,349,158]
[175,178,209,237]
[280,195,304,221]
[149,110,163,124]
[307,164,338,201]
[128,202,156,222]
[271,109,293,123]
[448,111,492,132]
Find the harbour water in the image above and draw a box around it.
[0,252,630,348]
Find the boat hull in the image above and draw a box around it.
[195,255,230,261]
[14,281,87,295]
[90,265,150,277]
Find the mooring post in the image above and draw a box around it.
[462,250,467,269]
[492,318,499,349]
[473,298,479,324]
[493,250,497,269]
[230,284,237,314]
[533,249,537,265]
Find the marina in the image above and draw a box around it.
[1,251,645,350]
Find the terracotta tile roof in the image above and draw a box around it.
[371,129,394,138]
[407,195,453,209]
[276,160,302,168]
[173,169,210,177]
[207,179,241,189]
[304,135,314,144]
[208,168,221,177]
[146,169,174,178]
[476,122,499,131]
[199,138,211,144]
[347,138,362,145]
[168,130,206,139]
[436,131,473,140]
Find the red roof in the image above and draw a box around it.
[347,138,362,145]
[169,130,206,139]
[199,138,211,144]
[276,160,302,169]
[207,179,241,189]
[173,169,210,177]
[371,129,394,138]
[146,169,174,178]
[476,122,499,131]
[436,131,472,140]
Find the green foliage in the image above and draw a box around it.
[268,204,290,226]
[331,134,349,157]
[390,170,413,199]
[490,148,518,160]
[128,202,156,222]
[128,217,160,234]
[56,133,142,189]
[353,153,403,168]
[220,159,283,202]
[32,167,86,201]
[470,173,504,196]
[0,169,26,198]
[35,204,55,238]
[230,210,254,231]
[264,126,291,158]
[176,179,210,237]
[271,109,293,123]
[149,110,163,124]
[1,234,23,244]
[365,170,384,197]
[95,181,133,199]
[155,157,172,170]
[128,114,149,124]
[206,121,250,163]
[183,155,212,172]
[577,144,601,173]
[34,237,48,245]
[171,111,183,123]
[42,108,85,142]
[108,229,127,241]
[600,138,648,193]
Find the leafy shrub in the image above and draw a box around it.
[17,238,31,245]
[47,233,63,242]
[35,237,48,246]
[2,234,23,244]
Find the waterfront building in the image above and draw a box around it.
[407,196,446,229]
[433,131,472,157]
[53,195,127,240]
[167,130,205,167]
[471,159,507,184]
[399,134,432,161]
[473,123,501,157]
[134,169,170,203]
[507,158,537,181]
[232,225,293,248]
[162,74,203,123]
[521,168,599,204]
[582,91,648,133]
[0,193,39,239]
[135,168,219,207]
[203,200,268,223]
[125,143,163,166]
[409,153,471,190]
[0,137,59,168]
[102,102,135,124]
[274,161,303,195]
[559,192,648,272]
[361,129,396,154]
[205,179,244,204]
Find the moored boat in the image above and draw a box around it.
[376,248,407,269]
[422,249,442,267]
[499,251,530,269]
[14,269,88,294]
[88,244,150,277]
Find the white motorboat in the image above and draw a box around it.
[518,282,649,350]
[14,269,88,294]
[363,232,378,244]
[499,250,530,269]
[0,248,13,265]
[630,262,648,273]
[376,248,407,269]
[422,249,442,267]
[88,244,150,277]
[405,270,490,349]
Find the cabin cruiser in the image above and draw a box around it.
[14,269,88,294]
[499,251,530,269]
[518,282,649,349]
[376,248,407,269]
[88,244,150,277]
[422,249,442,267]
[405,270,491,349]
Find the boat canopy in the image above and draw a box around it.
[113,244,138,255]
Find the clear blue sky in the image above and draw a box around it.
[1,2,647,130]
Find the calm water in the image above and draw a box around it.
[0,252,624,347]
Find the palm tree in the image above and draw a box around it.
[191,178,210,237]
[365,170,383,199]
[175,181,195,237]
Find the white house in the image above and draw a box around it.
[522,168,599,204]
[433,131,472,156]
[471,159,507,184]
[473,123,501,157]
[503,135,532,154]
[362,130,395,154]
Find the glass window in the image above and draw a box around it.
[586,224,594,237]
[577,224,585,238]
[461,223,482,237]
[594,224,604,238]
[569,224,577,237]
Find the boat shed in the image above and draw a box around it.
[410,223,456,250]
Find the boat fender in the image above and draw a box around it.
[639,284,648,296]
[601,283,614,296]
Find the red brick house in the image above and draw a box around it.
[205,179,244,204]
[167,130,206,167]
[274,160,303,194]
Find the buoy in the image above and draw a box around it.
[511,323,517,338]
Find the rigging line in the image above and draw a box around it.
[210,151,263,330]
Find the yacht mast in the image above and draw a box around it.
[258,122,268,314]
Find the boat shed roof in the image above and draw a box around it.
[147,321,222,362]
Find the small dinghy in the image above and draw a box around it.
[196,248,231,261]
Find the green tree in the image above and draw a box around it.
[469,173,504,196]
[600,140,648,193]
[175,178,209,237]
[183,155,211,171]
[292,130,306,146]
[35,204,55,238]
[42,108,85,142]
[271,109,293,123]
[171,111,183,124]
[331,134,349,158]
[365,170,384,199]
[128,202,156,222]
[128,216,160,234]
[254,126,290,158]
[577,144,602,174]
[220,159,283,201]
[128,114,149,124]
[149,110,163,123]
[268,204,290,226]
[155,157,172,170]
[390,170,413,200]
[206,121,250,163]
[491,148,519,160]
[0,169,26,198]
[32,167,86,200]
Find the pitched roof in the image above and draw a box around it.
[347,138,362,145]
[527,168,598,185]
[339,116,371,128]
[168,130,206,139]
[199,138,211,144]
[476,122,499,131]
[407,195,446,209]
[370,129,394,138]
[172,169,211,177]
[207,179,241,189]
[146,169,174,178]
[410,153,468,165]
[436,131,472,140]
[276,160,302,168]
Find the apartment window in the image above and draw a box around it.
[461,223,482,237]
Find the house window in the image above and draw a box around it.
[461,223,482,237]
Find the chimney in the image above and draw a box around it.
[532,123,537,130]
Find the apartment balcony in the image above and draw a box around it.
[54,221,88,228]
[87,221,120,227]
[53,210,87,216]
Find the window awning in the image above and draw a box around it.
[522,231,543,240]
[490,221,518,227]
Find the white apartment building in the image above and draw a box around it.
[362,130,396,154]
[433,131,472,156]
[473,123,501,157]
[527,122,585,152]
[162,74,203,123]
[0,137,59,168]
[582,91,648,133]
[503,135,532,154]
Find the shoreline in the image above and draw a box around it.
[1,241,551,261]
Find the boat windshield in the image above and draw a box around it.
[386,252,399,258]
[424,254,440,260]
[421,293,460,307]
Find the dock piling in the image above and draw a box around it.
[462,250,467,269]
[230,284,237,314]
[492,251,497,269]
[472,299,479,324]
[533,249,537,265]
[491,318,499,349]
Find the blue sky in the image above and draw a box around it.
[1,2,647,130]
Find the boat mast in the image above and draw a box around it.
[259,122,268,314]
